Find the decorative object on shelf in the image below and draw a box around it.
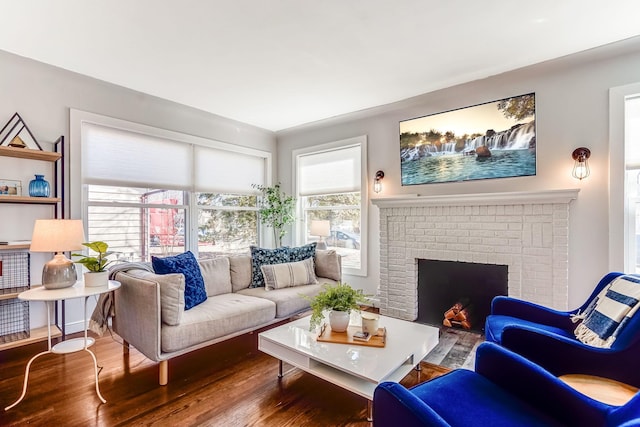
[572,147,591,180]
[72,241,115,287]
[373,170,384,193]
[252,183,296,248]
[28,175,50,197]
[9,136,26,148]
[310,220,330,250]
[0,112,42,150]
[0,179,22,196]
[30,219,85,289]
[305,282,369,332]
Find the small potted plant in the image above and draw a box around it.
[72,241,115,287]
[305,282,369,332]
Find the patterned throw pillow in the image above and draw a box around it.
[288,242,317,262]
[152,251,207,310]
[261,257,318,290]
[250,246,290,288]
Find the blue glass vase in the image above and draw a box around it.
[29,174,50,197]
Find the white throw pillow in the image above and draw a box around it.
[261,257,318,290]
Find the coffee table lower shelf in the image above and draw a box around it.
[259,338,416,401]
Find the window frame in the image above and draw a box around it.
[70,109,272,257]
[292,135,368,276]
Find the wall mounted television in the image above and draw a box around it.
[400,93,536,185]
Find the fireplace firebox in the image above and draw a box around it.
[417,259,508,332]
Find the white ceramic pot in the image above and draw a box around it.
[329,310,350,332]
[84,271,109,287]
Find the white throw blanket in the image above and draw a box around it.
[572,275,640,348]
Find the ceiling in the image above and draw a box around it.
[2,1,640,132]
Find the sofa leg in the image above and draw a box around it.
[159,360,168,386]
[123,340,130,355]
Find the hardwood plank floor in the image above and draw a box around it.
[0,324,478,426]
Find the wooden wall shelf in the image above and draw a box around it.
[0,326,61,352]
[0,145,61,162]
[0,196,61,204]
[0,131,63,349]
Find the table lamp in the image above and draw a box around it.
[30,219,85,289]
[310,220,330,250]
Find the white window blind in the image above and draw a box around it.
[194,145,265,194]
[626,96,640,170]
[298,145,361,196]
[82,123,192,190]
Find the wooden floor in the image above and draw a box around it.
[0,324,479,427]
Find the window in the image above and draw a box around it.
[609,83,640,273]
[71,110,270,262]
[625,95,640,272]
[294,136,368,276]
[87,185,187,261]
[196,193,258,259]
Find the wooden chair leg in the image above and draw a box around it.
[123,340,130,355]
[159,360,168,386]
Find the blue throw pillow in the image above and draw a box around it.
[152,251,207,310]
[288,242,317,262]
[250,246,290,288]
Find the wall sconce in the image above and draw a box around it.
[374,170,385,193]
[571,147,591,180]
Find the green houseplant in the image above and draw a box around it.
[305,282,369,332]
[253,183,296,247]
[72,241,115,287]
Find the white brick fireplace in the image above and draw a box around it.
[371,189,579,321]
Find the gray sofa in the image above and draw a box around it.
[112,250,341,385]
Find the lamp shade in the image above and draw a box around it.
[30,219,85,253]
[30,219,85,289]
[310,220,330,237]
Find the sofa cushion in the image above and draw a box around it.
[199,257,232,296]
[261,257,318,291]
[314,249,341,281]
[288,242,317,262]
[238,283,325,318]
[161,293,276,353]
[152,251,207,310]
[121,269,185,326]
[250,246,290,288]
[229,255,253,292]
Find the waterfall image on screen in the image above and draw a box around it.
[400,93,536,185]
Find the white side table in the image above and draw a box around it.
[4,280,121,411]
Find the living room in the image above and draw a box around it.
[1,2,640,425]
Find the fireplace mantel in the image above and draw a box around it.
[371,189,579,208]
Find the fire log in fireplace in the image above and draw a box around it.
[417,259,508,333]
[443,298,473,330]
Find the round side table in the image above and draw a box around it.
[4,280,121,411]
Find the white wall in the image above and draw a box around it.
[277,36,640,308]
[0,50,276,332]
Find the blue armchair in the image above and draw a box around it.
[485,272,640,347]
[372,342,640,426]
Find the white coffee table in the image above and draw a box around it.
[258,313,439,421]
